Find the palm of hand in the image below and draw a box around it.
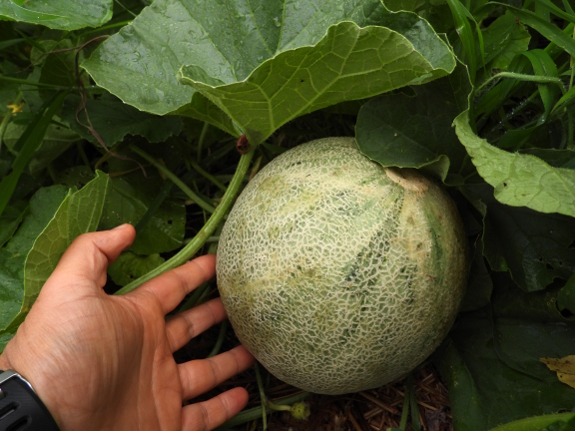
[0,225,254,431]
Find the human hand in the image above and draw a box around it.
[0,224,254,431]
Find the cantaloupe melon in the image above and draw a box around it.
[216,137,468,395]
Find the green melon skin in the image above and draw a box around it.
[216,137,468,395]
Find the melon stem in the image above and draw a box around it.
[115,144,255,295]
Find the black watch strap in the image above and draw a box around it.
[0,370,60,431]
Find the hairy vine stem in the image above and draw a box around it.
[115,144,254,295]
[474,72,565,96]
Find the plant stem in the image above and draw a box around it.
[408,374,421,431]
[177,281,211,312]
[0,75,68,89]
[177,239,219,313]
[76,142,92,170]
[188,157,227,192]
[78,21,132,37]
[568,109,574,149]
[570,25,575,91]
[197,122,210,163]
[215,392,310,430]
[113,0,137,17]
[129,144,216,213]
[115,147,254,295]
[398,386,410,430]
[207,320,228,358]
[475,72,565,96]
[254,363,268,430]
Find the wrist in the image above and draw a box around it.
[0,352,63,430]
[0,352,11,371]
[0,370,61,430]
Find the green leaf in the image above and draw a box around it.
[445,0,477,83]
[81,0,386,115]
[0,81,20,117]
[551,84,575,117]
[62,94,183,147]
[179,17,455,145]
[107,251,165,286]
[454,110,575,218]
[0,0,113,30]
[3,119,80,176]
[2,171,109,338]
[171,94,241,138]
[459,236,493,312]
[383,0,427,11]
[492,3,575,58]
[0,91,67,217]
[56,166,96,189]
[463,184,575,292]
[488,413,575,431]
[520,49,560,123]
[83,1,455,144]
[98,174,185,255]
[530,0,575,25]
[35,40,79,95]
[557,274,575,315]
[355,61,470,182]
[479,12,530,72]
[383,0,455,34]
[0,203,28,248]
[434,275,575,431]
[518,149,575,169]
[0,186,68,334]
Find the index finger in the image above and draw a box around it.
[132,254,216,315]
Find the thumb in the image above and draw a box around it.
[44,224,136,295]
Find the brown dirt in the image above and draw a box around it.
[214,363,452,431]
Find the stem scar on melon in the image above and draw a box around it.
[216,137,468,395]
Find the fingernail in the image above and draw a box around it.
[112,223,130,231]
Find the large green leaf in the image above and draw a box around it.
[0,186,69,337]
[82,1,455,144]
[81,0,387,115]
[0,172,109,349]
[62,94,183,147]
[463,184,575,292]
[454,110,575,218]
[0,0,113,30]
[434,274,575,431]
[178,17,455,145]
[355,61,470,182]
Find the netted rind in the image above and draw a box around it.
[216,137,467,395]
